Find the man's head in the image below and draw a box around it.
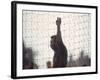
[50,35,58,50]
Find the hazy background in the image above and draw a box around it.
[23,10,91,68]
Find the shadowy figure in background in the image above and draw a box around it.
[23,42,38,69]
[46,61,52,68]
[23,43,33,69]
[50,17,68,68]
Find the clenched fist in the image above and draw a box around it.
[56,17,61,26]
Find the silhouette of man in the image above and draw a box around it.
[50,17,68,68]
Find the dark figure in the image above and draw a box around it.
[50,17,68,68]
[23,43,33,69]
[46,61,52,68]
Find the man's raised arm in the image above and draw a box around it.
[56,17,62,42]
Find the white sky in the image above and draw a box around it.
[23,10,91,68]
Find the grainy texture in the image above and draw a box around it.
[22,10,91,68]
